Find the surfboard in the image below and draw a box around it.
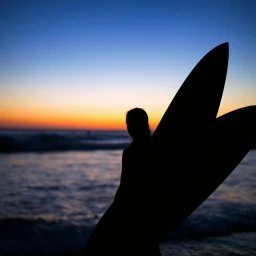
[81,43,256,255]
[149,106,256,243]
[153,42,229,143]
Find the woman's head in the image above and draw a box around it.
[126,108,151,141]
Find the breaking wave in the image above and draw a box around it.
[0,130,130,153]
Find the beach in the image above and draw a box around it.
[0,129,256,255]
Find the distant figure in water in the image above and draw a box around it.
[113,108,162,256]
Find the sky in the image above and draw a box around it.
[1,0,255,130]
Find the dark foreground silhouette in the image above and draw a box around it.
[114,108,161,255]
[82,108,161,255]
[81,43,256,255]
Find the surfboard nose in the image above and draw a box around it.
[153,42,229,142]
[210,42,229,74]
[218,42,229,50]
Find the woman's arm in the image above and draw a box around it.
[113,147,130,202]
[120,147,129,184]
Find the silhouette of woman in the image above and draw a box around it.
[81,108,161,256]
[113,108,162,256]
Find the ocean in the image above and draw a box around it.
[0,129,256,255]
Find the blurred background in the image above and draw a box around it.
[0,0,256,254]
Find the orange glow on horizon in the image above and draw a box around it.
[1,107,237,130]
[0,118,159,130]
[0,108,161,130]
[1,92,248,130]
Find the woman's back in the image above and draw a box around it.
[115,137,151,203]
[81,108,161,255]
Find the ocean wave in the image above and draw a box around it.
[0,133,129,153]
[0,218,90,254]
[0,213,256,254]
[1,131,255,153]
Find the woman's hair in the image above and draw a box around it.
[126,108,151,140]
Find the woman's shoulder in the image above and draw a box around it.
[123,142,134,155]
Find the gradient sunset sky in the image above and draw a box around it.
[1,0,255,130]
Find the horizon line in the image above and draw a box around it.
[0,127,129,131]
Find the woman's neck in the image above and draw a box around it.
[133,135,151,143]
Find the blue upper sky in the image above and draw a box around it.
[1,0,255,128]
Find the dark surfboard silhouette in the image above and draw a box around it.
[81,43,256,255]
[153,42,228,138]
[151,106,256,242]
